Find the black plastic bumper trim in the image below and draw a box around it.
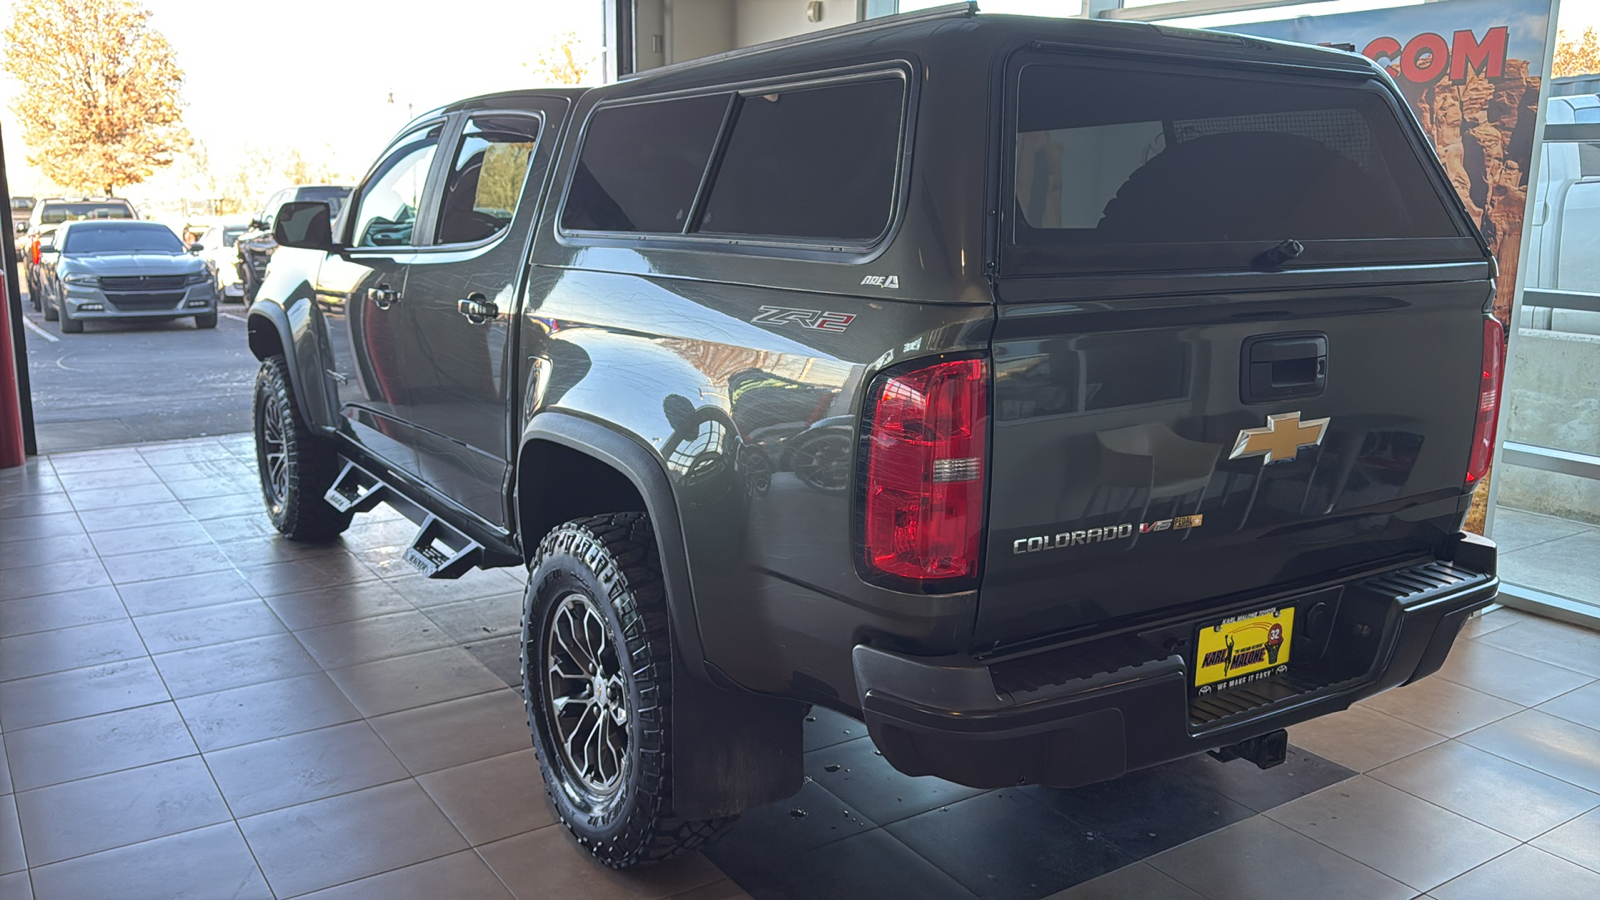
[853,556,1498,789]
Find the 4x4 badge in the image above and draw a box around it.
[1229,412,1329,465]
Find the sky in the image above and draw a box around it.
[0,0,606,204]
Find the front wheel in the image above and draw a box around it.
[253,355,352,540]
[522,513,735,868]
[59,301,82,333]
[195,310,218,329]
[42,294,57,321]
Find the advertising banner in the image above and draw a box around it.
[1229,0,1557,324]
[1226,0,1560,531]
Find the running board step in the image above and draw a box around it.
[402,514,480,579]
[324,459,484,579]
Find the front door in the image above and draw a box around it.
[316,120,445,477]
[384,105,560,524]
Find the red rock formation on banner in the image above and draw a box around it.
[1407,59,1540,323]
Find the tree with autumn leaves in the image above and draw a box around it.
[3,0,190,196]
[1555,27,1600,78]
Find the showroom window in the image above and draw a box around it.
[1490,92,1600,624]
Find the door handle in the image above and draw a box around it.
[457,296,498,325]
[367,285,400,310]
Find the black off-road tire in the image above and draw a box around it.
[253,355,352,541]
[522,513,735,868]
[195,310,218,329]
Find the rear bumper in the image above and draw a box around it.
[853,536,1498,789]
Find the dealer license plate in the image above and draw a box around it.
[1194,606,1294,690]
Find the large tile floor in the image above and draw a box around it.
[2,435,1599,899]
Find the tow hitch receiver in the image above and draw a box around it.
[1208,729,1289,770]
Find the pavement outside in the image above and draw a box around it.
[16,292,259,453]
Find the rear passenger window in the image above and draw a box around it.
[1010,62,1469,271]
[562,95,731,233]
[436,114,541,245]
[698,78,903,242]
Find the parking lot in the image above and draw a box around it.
[17,290,259,454]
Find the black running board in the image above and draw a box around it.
[324,458,483,579]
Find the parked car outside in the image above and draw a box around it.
[195,218,252,301]
[20,224,60,311]
[236,185,350,304]
[249,10,1503,869]
[40,219,218,333]
[18,197,139,310]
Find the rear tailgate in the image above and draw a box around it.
[978,48,1494,645]
[980,270,1491,643]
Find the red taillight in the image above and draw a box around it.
[1466,316,1506,485]
[862,357,988,584]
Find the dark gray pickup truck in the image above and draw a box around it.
[247,7,1504,869]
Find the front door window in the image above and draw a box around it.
[351,125,441,247]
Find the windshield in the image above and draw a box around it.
[219,227,246,247]
[63,223,185,254]
[39,202,135,225]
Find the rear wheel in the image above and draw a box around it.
[195,310,218,329]
[522,513,734,868]
[253,355,352,540]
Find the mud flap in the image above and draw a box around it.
[669,654,806,820]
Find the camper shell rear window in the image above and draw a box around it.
[1005,58,1480,275]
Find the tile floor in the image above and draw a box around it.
[1495,506,1600,611]
[2,435,1599,900]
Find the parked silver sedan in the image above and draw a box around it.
[39,220,220,333]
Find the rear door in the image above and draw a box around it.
[978,53,1493,644]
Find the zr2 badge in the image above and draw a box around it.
[751,306,856,333]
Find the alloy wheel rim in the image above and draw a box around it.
[544,591,631,799]
[258,396,289,508]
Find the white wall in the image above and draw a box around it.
[637,0,856,71]
[665,0,738,65]
[636,0,668,71]
[734,0,844,47]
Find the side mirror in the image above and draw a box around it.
[273,201,335,251]
[249,218,267,231]
[14,222,27,234]
[187,242,205,254]
[37,242,55,254]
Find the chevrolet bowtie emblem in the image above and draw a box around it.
[1229,412,1330,465]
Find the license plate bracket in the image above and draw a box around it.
[1194,606,1294,691]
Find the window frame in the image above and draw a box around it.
[554,62,916,261]
[996,49,1488,279]
[429,109,547,250]
[342,117,452,251]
